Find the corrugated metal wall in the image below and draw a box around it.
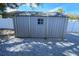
[47,17,65,38]
[14,16,68,38]
[14,16,30,37]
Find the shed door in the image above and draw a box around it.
[30,17,46,37]
[15,16,29,37]
[47,17,65,38]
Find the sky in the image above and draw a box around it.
[17,3,79,15]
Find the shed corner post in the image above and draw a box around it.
[62,17,68,41]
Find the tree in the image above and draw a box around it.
[67,14,79,20]
[0,3,41,13]
[0,3,41,18]
[0,3,22,18]
[0,3,6,13]
[0,3,21,14]
[57,8,64,14]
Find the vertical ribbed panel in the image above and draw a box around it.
[47,17,67,38]
[14,16,29,37]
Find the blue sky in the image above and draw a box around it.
[18,3,79,15]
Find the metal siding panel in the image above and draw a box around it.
[58,17,65,38]
[57,17,66,38]
[56,17,62,37]
[63,17,68,33]
[47,17,55,37]
[55,17,58,37]
[15,17,22,37]
[47,17,66,38]
[15,16,29,37]
[13,17,17,36]
[58,17,68,38]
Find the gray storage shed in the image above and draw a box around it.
[13,12,68,39]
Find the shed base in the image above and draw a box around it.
[15,36,64,41]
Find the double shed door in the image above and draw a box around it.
[30,16,66,38]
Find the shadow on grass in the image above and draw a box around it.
[0,33,79,56]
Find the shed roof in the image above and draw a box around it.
[15,11,68,17]
[4,11,68,18]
